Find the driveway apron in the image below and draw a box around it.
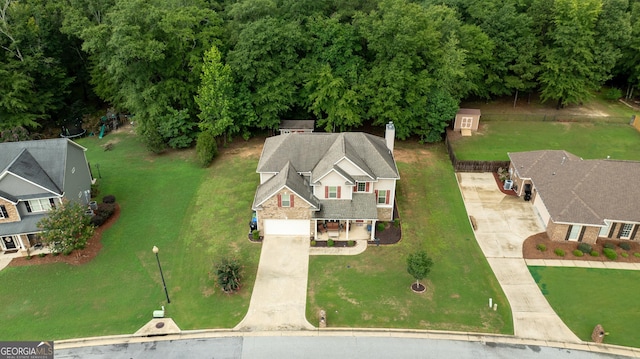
[457,172,581,343]
[235,235,314,331]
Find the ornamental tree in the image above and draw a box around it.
[407,250,434,290]
[215,258,242,293]
[38,200,95,255]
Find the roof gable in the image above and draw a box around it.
[252,161,320,210]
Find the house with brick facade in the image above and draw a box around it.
[508,150,640,243]
[0,138,93,254]
[252,123,400,241]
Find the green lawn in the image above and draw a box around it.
[451,121,640,161]
[306,142,513,334]
[0,132,261,340]
[529,266,640,348]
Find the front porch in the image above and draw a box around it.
[314,219,375,241]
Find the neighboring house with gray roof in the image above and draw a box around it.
[252,123,399,240]
[508,150,640,243]
[0,138,93,254]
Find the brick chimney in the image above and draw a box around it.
[385,121,395,153]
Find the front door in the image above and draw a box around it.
[2,236,17,250]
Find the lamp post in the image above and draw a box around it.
[152,246,171,303]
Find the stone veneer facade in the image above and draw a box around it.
[257,189,314,233]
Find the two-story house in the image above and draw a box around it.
[252,123,400,241]
[0,138,93,254]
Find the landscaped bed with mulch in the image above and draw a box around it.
[8,204,120,267]
[523,231,640,263]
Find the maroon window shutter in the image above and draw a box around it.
[277,194,282,207]
[385,191,390,204]
[325,186,328,198]
[290,195,294,207]
[337,187,341,198]
[366,183,370,192]
[375,190,378,203]
[353,185,357,193]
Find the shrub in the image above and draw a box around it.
[376,222,386,232]
[310,240,316,247]
[621,252,629,258]
[603,248,617,260]
[102,195,116,204]
[252,230,260,239]
[619,242,631,251]
[347,240,355,247]
[327,239,334,247]
[577,242,592,254]
[603,242,616,250]
[196,130,218,167]
[554,248,565,257]
[38,253,46,258]
[572,250,584,257]
[536,244,547,252]
[603,87,622,101]
[90,203,116,227]
[215,258,242,293]
[635,253,640,258]
[393,219,400,228]
[590,251,599,257]
[90,183,100,198]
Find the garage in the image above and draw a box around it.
[263,219,310,236]
[533,194,550,229]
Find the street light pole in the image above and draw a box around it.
[152,246,171,303]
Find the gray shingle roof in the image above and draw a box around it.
[0,213,46,236]
[509,150,640,225]
[256,133,399,180]
[252,161,320,210]
[313,193,378,219]
[0,139,83,195]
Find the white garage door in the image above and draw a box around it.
[263,219,310,236]
[533,194,550,229]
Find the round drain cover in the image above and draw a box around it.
[155,322,165,329]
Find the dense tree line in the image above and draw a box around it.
[1,0,638,151]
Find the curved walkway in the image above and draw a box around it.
[457,172,581,343]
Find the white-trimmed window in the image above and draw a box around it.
[460,117,473,129]
[281,195,291,207]
[620,223,634,239]
[357,182,366,192]
[328,186,338,198]
[0,205,8,218]
[377,190,388,204]
[25,198,56,213]
[568,225,581,241]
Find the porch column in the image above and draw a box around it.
[346,221,350,241]
[17,235,26,250]
[314,220,318,240]
[370,220,377,241]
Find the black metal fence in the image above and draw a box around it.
[444,132,510,173]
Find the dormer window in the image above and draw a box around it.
[357,183,366,192]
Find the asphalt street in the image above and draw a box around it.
[54,336,633,359]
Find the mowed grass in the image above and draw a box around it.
[0,132,261,340]
[306,142,513,334]
[451,121,640,161]
[529,266,640,348]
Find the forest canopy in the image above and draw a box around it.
[1,0,638,148]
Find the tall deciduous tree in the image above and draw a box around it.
[538,0,602,108]
[195,45,236,139]
[406,250,433,291]
[73,0,222,150]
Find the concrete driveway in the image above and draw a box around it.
[457,172,581,343]
[235,235,314,331]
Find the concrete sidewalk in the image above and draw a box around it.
[457,172,581,343]
[526,259,640,270]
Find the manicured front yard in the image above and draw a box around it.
[529,266,640,348]
[0,132,261,340]
[451,121,640,161]
[2,130,513,340]
[306,142,513,334]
